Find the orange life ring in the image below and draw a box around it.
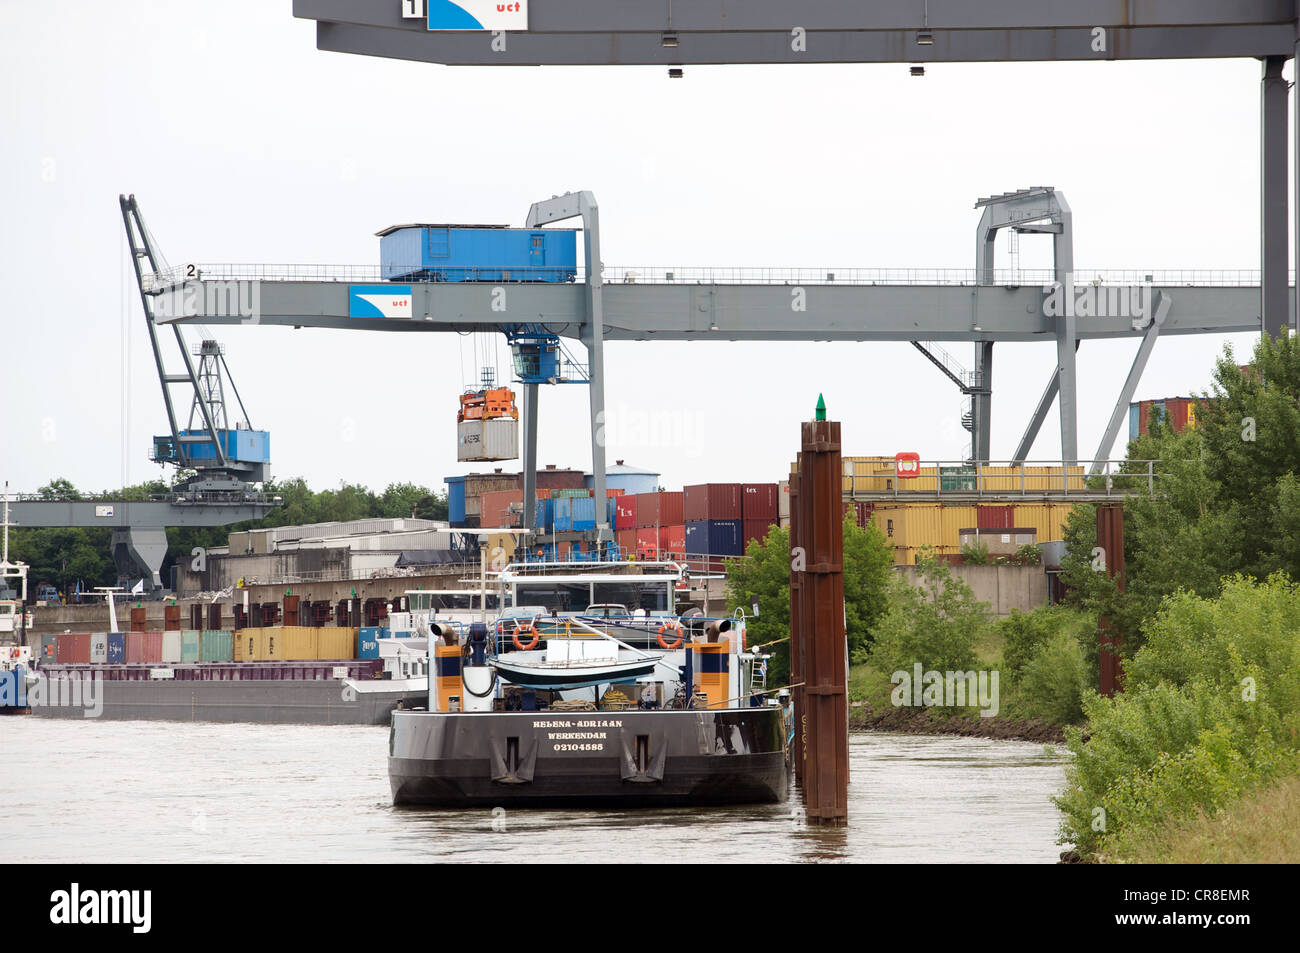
[657,622,683,651]
[513,622,540,651]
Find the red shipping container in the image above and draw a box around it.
[683,484,742,522]
[615,495,638,530]
[635,492,659,528]
[741,483,778,521]
[617,528,637,555]
[126,631,164,664]
[742,519,774,547]
[636,491,684,528]
[660,524,686,559]
[480,489,523,527]
[56,633,91,664]
[976,505,1014,530]
[843,501,874,528]
[636,527,659,558]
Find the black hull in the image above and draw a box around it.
[389,707,789,807]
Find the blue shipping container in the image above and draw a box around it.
[446,475,467,525]
[379,225,579,283]
[685,520,743,557]
[358,627,380,659]
[106,632,125,664]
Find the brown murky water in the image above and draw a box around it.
[0,721,1069,862]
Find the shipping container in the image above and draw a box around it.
[161,630,182,663]
[277,626,319,661]
[89,632,108,664]
[56,633,91,664]
[234,628,257,662]
[180,630,201,663]
[685,520,743,557]
[358,627,381,660]
[634,491,683,528]
[258,629,284,657]
[127,631,163,664]
[106,632,126,664]
[40,633,58,661]
[317,627,356,660]
[659,524,686,560]
[843,501,875,528]
[684,484,743,522]
[457,418,519,463]
[480,489,523,527]
[616,528,637,557]
[1129,396,1200,441]
[742,519,774,548]
[741,484,778,521]
[200,630,233,662]
[636,527,659,558]
[779,481,791,521]
[977,505,1015,530]
[446,475,467,524]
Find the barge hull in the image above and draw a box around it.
[28,679,422,725]
[389,708,789,807]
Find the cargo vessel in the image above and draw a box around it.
[28,626,427,725]
[389,562,791,808]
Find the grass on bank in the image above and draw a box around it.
[1114,772,1300,864]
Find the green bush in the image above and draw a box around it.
[866,554,993,713]
[1056,574,1300,859]
[1016,633,1088,725]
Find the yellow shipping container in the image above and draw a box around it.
[234,628,257,662]
[258,628,286,662]
[279,626,319,661]
[317,627,357,660]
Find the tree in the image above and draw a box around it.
[724,514,893,685]
[866,553,992,703]
[1061,332,1300,653]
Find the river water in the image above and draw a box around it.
[0,721,1069,863]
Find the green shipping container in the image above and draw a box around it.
[200,629,234,662]
[181,629,201,663]
[939,466,978,492]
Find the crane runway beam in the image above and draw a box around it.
[156,278,1283,342]
[293,0,1297,65]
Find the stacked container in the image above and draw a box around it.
[126,631,164,664]
[200,630,233,662]
[181,630,202,663]
[56,633,91,664]
[89,632,108,664]
[106,632,126,664]
[162,631,182,663]
[615,495,638,530]
[683,484,743,522]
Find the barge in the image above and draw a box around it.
[389,571,791,808]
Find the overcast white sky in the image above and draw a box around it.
[1,2,1280,498]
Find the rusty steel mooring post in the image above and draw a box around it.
[789,398,849,825]
[1096,503,1126,697]
[788,452,806,785]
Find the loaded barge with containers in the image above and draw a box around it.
[388,571,792,808]
[30,625,426,724]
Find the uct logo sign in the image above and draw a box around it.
[349,285,412,319]
[428,0,528,31]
